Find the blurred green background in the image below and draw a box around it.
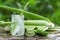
[0,0,60,25]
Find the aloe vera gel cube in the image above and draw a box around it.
[11,14,24,36]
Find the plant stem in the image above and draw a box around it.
[21,2,29,15]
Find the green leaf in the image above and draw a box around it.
[52,9,60,25]
[29,0,36,6]
[0,0,2,5]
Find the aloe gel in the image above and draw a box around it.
[11,14,24,36]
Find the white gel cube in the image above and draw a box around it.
[11,14,24,36]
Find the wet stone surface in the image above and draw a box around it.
[0,27,60,40]
[0,33,60,40]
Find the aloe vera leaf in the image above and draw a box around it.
[25,32,35,37]
[25,20,50,26]
[0,5,51,22]
[35,30,48,36]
